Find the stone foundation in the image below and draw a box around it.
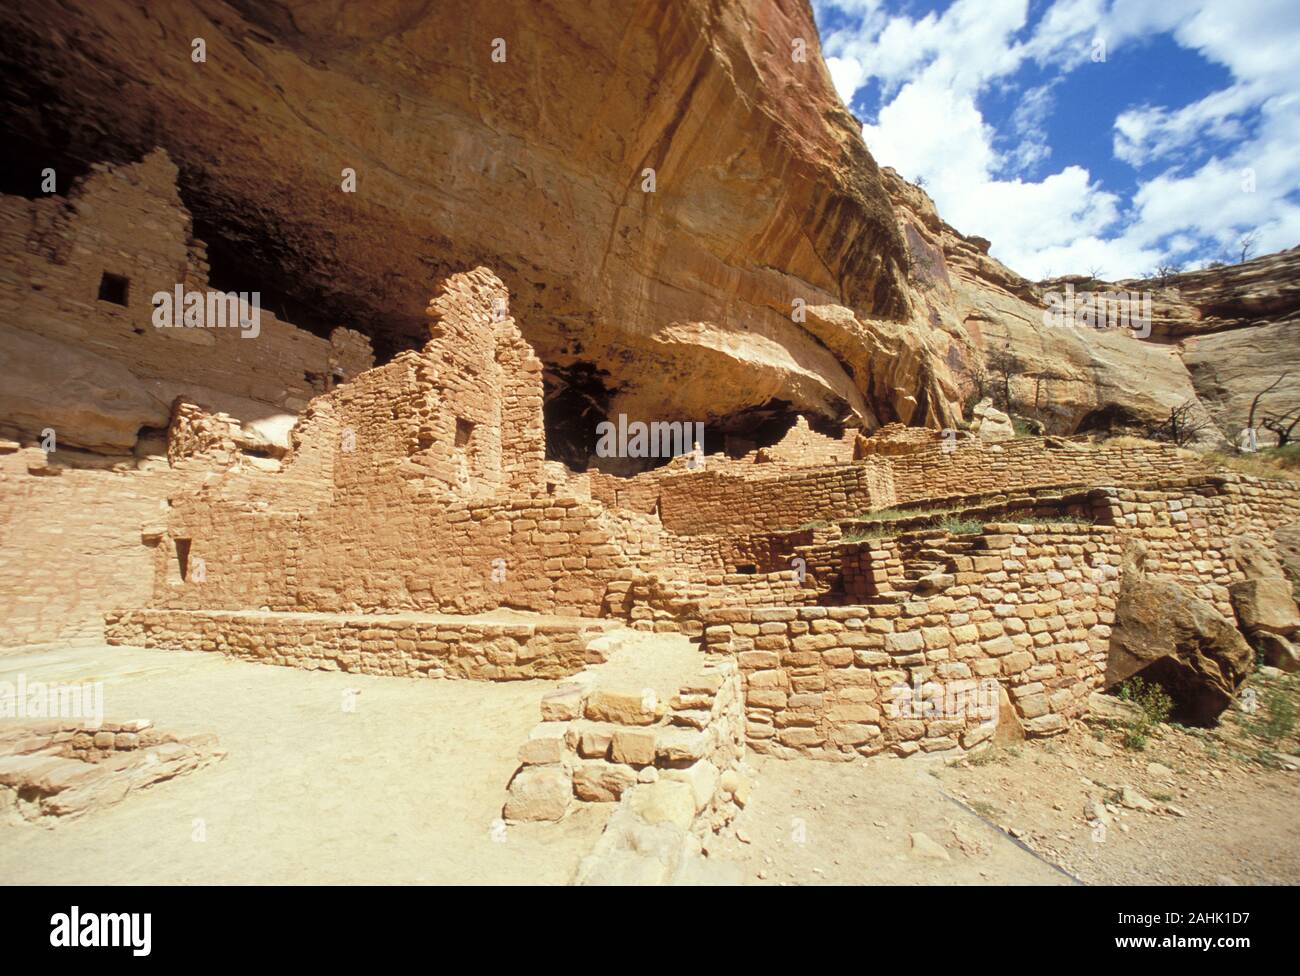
[104,609,619,681]
[503,657,746,829]
[0,719,224,822]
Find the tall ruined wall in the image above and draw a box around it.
[0,150,373,454]
[147,269,658,620]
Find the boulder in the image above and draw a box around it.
[970,398,1015,441]
[1231,536,1288,580]
[1274,525,1300,584]
[1254,632,1300,673]
[1106,542,1252,725]
[1228,534,1300,671]
[503,765,571,822]
[1085,691,1145,725]
[1228,578,1300,636]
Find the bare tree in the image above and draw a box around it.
[1086,265,1106,283]
[1153,263,1182,285]
[1142,400,1211,447]
[1245,372,1290,448]
[1238,230,1260,264]
[1261,407,1300,448]
[982,343,1018,413]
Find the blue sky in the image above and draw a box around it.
[811,0,1300,279]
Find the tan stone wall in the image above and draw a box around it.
[137,270,665,624]
[889,438,1208,504]
[703,523,1123,760]
[0,150,372,454]
[0,445,197,647]
[699,475,1300,761]
[657,460,897,534]
[104,608,614,681]
[752,416,855,465]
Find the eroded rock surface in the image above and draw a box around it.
[1106,542,1253,724]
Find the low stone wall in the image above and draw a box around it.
[503,659,745,831]
[0,719,224,821]
[104,608,618,681]
[657,459,896,534]
[703,522,1125,760]
[889,438,1208,505]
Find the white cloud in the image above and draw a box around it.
[814,0,1300,279]
[825,56,866,106]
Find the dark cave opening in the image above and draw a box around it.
[190,213,370,348]
[1076,403,1144,436]
[542,367,846,475]
[543,361,618,470]
[0,94,99,198]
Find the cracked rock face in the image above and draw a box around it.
[2,0,1293,450]
[1,0,918,441]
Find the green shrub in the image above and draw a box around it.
[1118,677,1173,751]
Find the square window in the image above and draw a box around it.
[97,272,130,306]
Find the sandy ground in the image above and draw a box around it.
[705,753,1076,884]
[0,644,609,884]
[938,670,1300,886]
[706,669,1300,886]
[4,643,1295,886]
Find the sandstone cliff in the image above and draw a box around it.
[0,0,1294,458]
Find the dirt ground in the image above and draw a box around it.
[0,644,609,884]
[3,645,1296,885]
[707,669,1300,885]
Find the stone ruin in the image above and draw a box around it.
[1,155,1298,872]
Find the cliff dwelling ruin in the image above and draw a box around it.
[1,0,1298,896]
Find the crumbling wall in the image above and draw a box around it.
[889,438,1208,504]
[657,461,897,535]
[699,474,1300,761]
[0,149,373,455]
[142,269,663,624]
[703,524,1124,760]
[0,444,200,647]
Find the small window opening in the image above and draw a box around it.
[97,272,130,306]
[736,564,757,575]
[174,538,192,581]
[455,418,475,447]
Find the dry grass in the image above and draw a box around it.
[1205,445,1300,480]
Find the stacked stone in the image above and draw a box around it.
[0,720,224,821]
[657,460,897,535]
[890,437,1211,504]
[703,522,1123,760]
[503,660,745,831]
[105,608,615,681]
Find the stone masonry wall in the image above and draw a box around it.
[703,523,1124,761]
[657,460,897,534]
[0,149,372,454]
[0,444,198,647]
[700,474,1300,762]
[889,438,1208,505]
[104,608,616,681]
